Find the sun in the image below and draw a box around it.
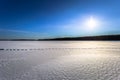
[85,16,98,30]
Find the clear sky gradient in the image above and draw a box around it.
[0,0,120,39]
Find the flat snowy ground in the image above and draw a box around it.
[0,41,120,80]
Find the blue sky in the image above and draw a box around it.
[0,0,120,39]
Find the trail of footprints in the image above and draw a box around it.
[0,47,120,51]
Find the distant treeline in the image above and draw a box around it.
[0,35,120,41]
[41,35,120,41]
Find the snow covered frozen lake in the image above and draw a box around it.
[0,41,120,80]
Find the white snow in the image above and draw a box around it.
[0,41,120,80]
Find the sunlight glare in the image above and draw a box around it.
[85,16,98,30]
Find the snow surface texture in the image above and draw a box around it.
[0,41,120,80]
